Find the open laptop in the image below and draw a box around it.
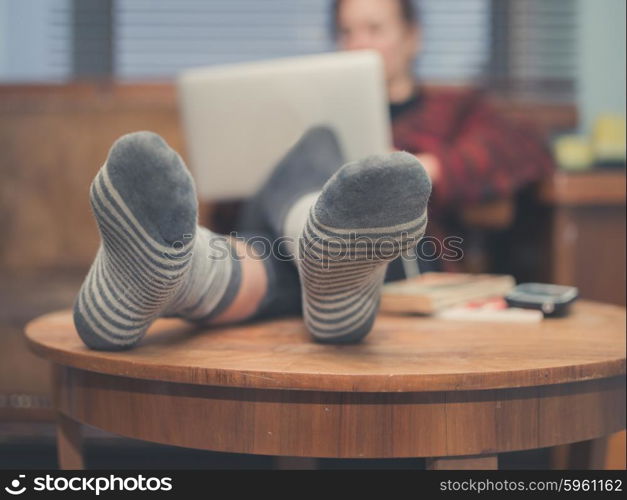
[176,50,392,202]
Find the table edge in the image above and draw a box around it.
[25,306,627,393]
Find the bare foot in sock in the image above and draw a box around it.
[73,131,243,350]
[296,152,431,343]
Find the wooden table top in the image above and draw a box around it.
[538,170,626,206]
[25,301,625,393]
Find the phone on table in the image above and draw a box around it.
[505,283,579,317]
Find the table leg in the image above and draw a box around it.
[426,454,498,470]
[588,436,609,470]
[57,412,85,470]
[552,436,615,470]
[550,444,571,469]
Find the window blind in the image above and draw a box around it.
[114,0,490,83]
[0,0,71,82]
[415,0,490,84]
[491,0,577,100]
[0,0,577,101]
[114,0,333,79]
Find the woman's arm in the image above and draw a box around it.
[422,95,557,210]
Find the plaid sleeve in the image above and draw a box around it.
[394,91,557,211]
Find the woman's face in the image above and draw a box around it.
[336,0,419,83]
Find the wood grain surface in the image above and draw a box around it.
[26,301,625,393]
[52,365,625,459]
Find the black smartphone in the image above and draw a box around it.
[504,283,579,317]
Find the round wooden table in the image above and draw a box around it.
[25,301,625,470]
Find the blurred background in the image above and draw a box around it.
[0,0,625,469]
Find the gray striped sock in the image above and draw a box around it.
[296,151,432,343]
[73,131,241,350]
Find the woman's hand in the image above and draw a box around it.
[414,153,441,184]
[390,147,440,183]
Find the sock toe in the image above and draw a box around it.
[104,131,198,245]
[314,151,432,230]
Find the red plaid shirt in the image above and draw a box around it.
[391,86,556,214]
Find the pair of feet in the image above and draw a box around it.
[74,130,431,350]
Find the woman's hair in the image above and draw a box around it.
[330,0,419,38]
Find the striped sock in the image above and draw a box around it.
[73,131,241,351]
[292,152,431,343]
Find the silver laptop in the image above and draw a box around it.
[177,50,392,202]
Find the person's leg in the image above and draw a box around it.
[236,126,345,238]
[174,236,267,326]
[231,231,303,321]
[233,126,343,320]
[73,132,276,351]
[168,232,302,324]
[255,127,432,343]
